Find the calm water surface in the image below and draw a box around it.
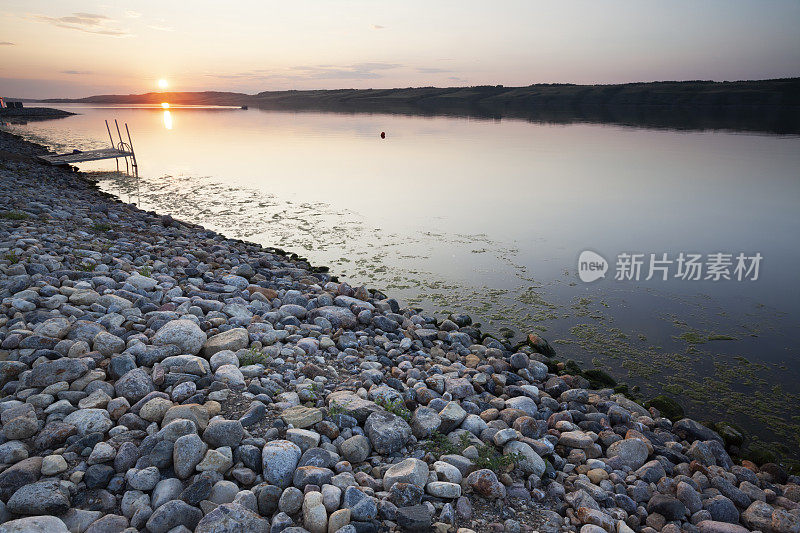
[5,104,800,453]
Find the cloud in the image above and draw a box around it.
[125,10,141,18]
[416,67,450,74]
[204,63,403,83]
[291,62,402,80]
[32,12,130,36]
[370,24,385,30]
[61,70,93,75]
[0,41,14,45]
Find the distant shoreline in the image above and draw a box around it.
[12,78,800,134]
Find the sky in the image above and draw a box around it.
[1,0,799,99]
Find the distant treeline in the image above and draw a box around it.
[33,78,800,134]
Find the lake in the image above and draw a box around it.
[4,103,800,456]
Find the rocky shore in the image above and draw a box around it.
[0,107,75,120]
[0,129,797,533]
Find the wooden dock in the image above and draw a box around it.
[38,148,134,165]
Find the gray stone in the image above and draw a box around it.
[203,419,244,448]
[63,409,113,436]
[606,438,649,470]
[7,480,71,515]
[383,458,429,490]
[340,435,371,464]
[114,368,155,403]
[204,329,249,357]
[28,359,88,387]
[262,440,302,488]
[0,516,69,533]
[279,487,304,515]
[410,407,441,439]
[364,411,412,455]
[152,320,207,356]
[145,500,202,533]
[195,503,270,533]
[504,440,545,477]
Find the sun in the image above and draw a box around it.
[157,79,168,89]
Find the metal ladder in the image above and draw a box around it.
[105,119,138,178]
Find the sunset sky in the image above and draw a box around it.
[2,0,799,99]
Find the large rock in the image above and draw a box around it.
[7,479,71,515]
[203,419,244,448]
[152,320,207,355]
[27,359,87,387]
[396,504,431,532]
[674,418,723,442]
[465,469,506,499]
[503,441,545,477]
[340,435,371,464]
[63,409,113,436]
[302,491,327,533]
[648,494,688,521]
[161,404,209,431]
[741,500,774,531]
[0,516,69,533]
[607,438,649,470]
[364,411,412,455]
[308,306,357,329]
[383,458,429,490]
[204,328,249,357]
[697,521,750,533]
[114,368,155,403]
[262,440,302,488]
[281,406,323,429]
[0,457,43,500]
[146,500,202,533]
[326,392,379,423]
[195,503,269,533]
[438,402,467,433]
[410,407,441,438]
[174,433,207,479]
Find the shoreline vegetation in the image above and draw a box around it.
[0,129,798,532]
[16,77,800,134]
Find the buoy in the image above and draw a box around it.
[380,132,386,139]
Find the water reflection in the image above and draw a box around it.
[162,110,172,130]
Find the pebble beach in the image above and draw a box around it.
[0,129,797,533]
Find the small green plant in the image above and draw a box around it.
[4,252,19,264]
[375,396,411,421]
[0,211,29,220]
[421,431,458,457]
[327,400,345,417]
[239,346,268,366]
[474,444,523,471]
[91,222,112,232]
[139,266,152,277]
[77,262,96,272]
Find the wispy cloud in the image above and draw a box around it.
[292,62,401,80]
[32,12,130,37]
[416,67,450,74]
[0,41,14,45]
[125,10,141,18]
[370,24,385,30]
[61,70,93,75]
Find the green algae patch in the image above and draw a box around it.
[644,395,685,421]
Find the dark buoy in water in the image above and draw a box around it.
[380,131,386,139]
